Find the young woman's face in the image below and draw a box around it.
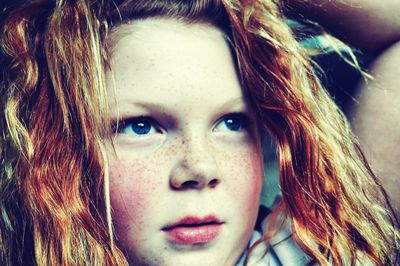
[106,19,263,265]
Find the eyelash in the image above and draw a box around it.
[112,116,162,135]
[214,113,251,132]
[111,113,251,135]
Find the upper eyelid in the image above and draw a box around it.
[213,112,253,130]
[112,111,176,129]
[112,116,164,133]
[216,112,252,124]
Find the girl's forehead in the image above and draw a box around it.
[108,18,238,83]
[108,18,225,55]
[105,18,252,118]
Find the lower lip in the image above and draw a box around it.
[163,224,222,245]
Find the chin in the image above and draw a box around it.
[129,249,238,266]
[162,257,232,266]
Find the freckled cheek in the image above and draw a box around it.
[223,148,263,206]
[248,149,264,193]
[108,161,162,225]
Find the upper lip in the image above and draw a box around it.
[162,215,223,230]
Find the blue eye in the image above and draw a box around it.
[214,113,250,132]
[113,117,160,136]
[224,117,242,131]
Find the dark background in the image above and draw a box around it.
[1,0,26,25]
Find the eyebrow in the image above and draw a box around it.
[111,96,250,124]
[219,97,247,110]
[130,97,247,112]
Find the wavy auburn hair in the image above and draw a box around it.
[0,0,398,265]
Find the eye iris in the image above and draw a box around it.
[131,121,151,135]
[225,117,242,131]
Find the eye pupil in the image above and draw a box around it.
[225,117,242,131]
[132,121,151,135]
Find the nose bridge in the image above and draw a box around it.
[182,132,214,167]
[169,130,219,190]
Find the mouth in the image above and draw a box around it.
[162,215,224,245]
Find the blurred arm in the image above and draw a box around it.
[349,41,400,218]
[284,0,400,52]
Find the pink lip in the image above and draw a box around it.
[162,215,223,245]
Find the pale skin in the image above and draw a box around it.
[106,19,263,265]
[286,0,400,218]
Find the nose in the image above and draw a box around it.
[169,136,220,190]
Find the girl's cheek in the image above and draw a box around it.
[241,149,263,210]
[234,147,263,183]
[248,149,264,188]
[220,147,263,209]
[109,160,158,222]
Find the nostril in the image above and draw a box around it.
[181,180,199,189]
[178,178,219,189]
[208,178,220,188]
